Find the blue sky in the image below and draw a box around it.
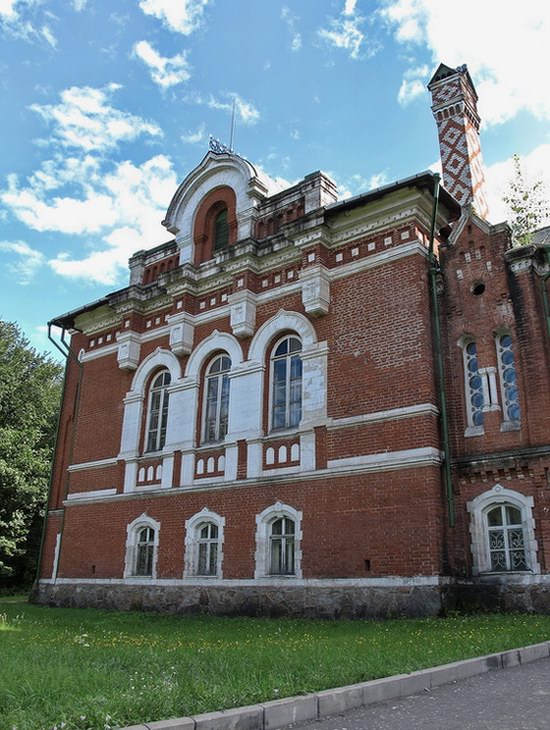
[1,0,549,360]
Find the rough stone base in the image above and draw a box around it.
[33,582,442,619]
[443,580,550,614]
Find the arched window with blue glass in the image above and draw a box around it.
[496,333,521,424]
[463,340,484,429]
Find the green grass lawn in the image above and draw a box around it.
[2,597,550,730]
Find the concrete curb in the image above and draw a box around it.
[121,640,550,730]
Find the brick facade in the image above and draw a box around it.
[35,63,550,617]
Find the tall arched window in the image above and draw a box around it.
[135,526,156,576]
[271,336,302,430]
[124,514,160,579]
[213,208,229,251]
[184,509,225,578]
[145,370,171,452]
[203,355,231,442]
[197,522,219,576]
[496,333,521,423]
[270,516,295,575]
[463,340,484,428]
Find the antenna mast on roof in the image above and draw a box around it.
[229,96,237,152]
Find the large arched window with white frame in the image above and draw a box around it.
[184,509,225,578]
[145,370,171,452]
[270,335,302,431]
[496,332,521,425]
[467,486,539,576]
[124,514,160,579]
[203,354,231,443]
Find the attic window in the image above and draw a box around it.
[214,209,229,251]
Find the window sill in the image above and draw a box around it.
[464,425,484,438]
[500,420,521,432]
[264,427,301,441]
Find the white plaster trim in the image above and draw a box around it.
[328,403,438,430]
[141,325,170,342]
[80,343,119,362]
[66,488,117,501]
[329,241,428,281]
[39,575,446,588]
[67,457,119,473]
[255,501,303,580]
[249,309,317,362]
[327,447,442,471]
[184,330,244,379]
[129,347,181,396]
[52,532,61,580]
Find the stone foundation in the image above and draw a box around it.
[33,580,443,619]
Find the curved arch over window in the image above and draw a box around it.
[496,333,521,424]
[184,509,225,578]
[124,514,160,579]
[193,186,237,264]
[255,502,302,578]
[270,335,302,431]
[467,486,539,575]
[145,370,171,452]
[203,354,231,443]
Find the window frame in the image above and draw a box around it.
[255,502,302,579]
[461,338,485,435]
[269,335,303,432]
[144,369,171,453]
[495,331,521,428]
[467,486,539,576]
[184,509,225,579]
[124,514,160,580]
[202,354,231,444]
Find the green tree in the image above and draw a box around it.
[503,154,549,246]
[0,321,63,588]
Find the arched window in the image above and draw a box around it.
[184,509,225,578]
[486,504,526,572]
[213,208,229,251]
[145,370,171,452]
[271,336,302,430]
[255,502,302,578]
[463,340,484,429]
[496,333,521,423]
[203,355,231,442]
[270,516,295,575]
[124,514,160,579]
[467,486,539,576]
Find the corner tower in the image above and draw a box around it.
[428,63,489,219]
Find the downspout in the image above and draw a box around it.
[428,174,456,527]
[33,324,83,593]
[541,246,550,343]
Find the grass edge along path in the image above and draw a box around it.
[1,598,550,730]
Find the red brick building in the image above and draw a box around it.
[35,63,550,617]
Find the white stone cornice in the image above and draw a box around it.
[327,403,439,430]
[67,457,119,472]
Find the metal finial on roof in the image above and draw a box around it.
[209,135,232,155]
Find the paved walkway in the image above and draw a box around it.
[290,656,550,730]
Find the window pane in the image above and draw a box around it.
[506,506,522,525]
[214,209,229,251]
[271,538,282,574]
[487,507,503,526]
[272,518,283,535]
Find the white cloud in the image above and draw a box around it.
[0,240,45,284]
[318,1,378,60]
[72,0,86,9]
[132,40,191,89]
[30,84,162,152]
[189,91,261,125]
[484,145,550,226]
[138,0,209,35]
[281,6,302,52]
[381,1,550,126]
[181,123,205,144]
[0,0,58,46]
[397,64,429,106]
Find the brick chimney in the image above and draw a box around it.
[428,63,489,219]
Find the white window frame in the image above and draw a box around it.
[495,331,521,429]
[461,338,485,436]
[124,513,160,579]
[184,509,225,578]
[202,354,231,444]
[255,502,302,579]
[144,369,171,453]
[269,335,303,432]
[467,485,539,576]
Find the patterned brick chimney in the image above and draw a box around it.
[428,63,489,219]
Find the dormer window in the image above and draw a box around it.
[214,208,229,251]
